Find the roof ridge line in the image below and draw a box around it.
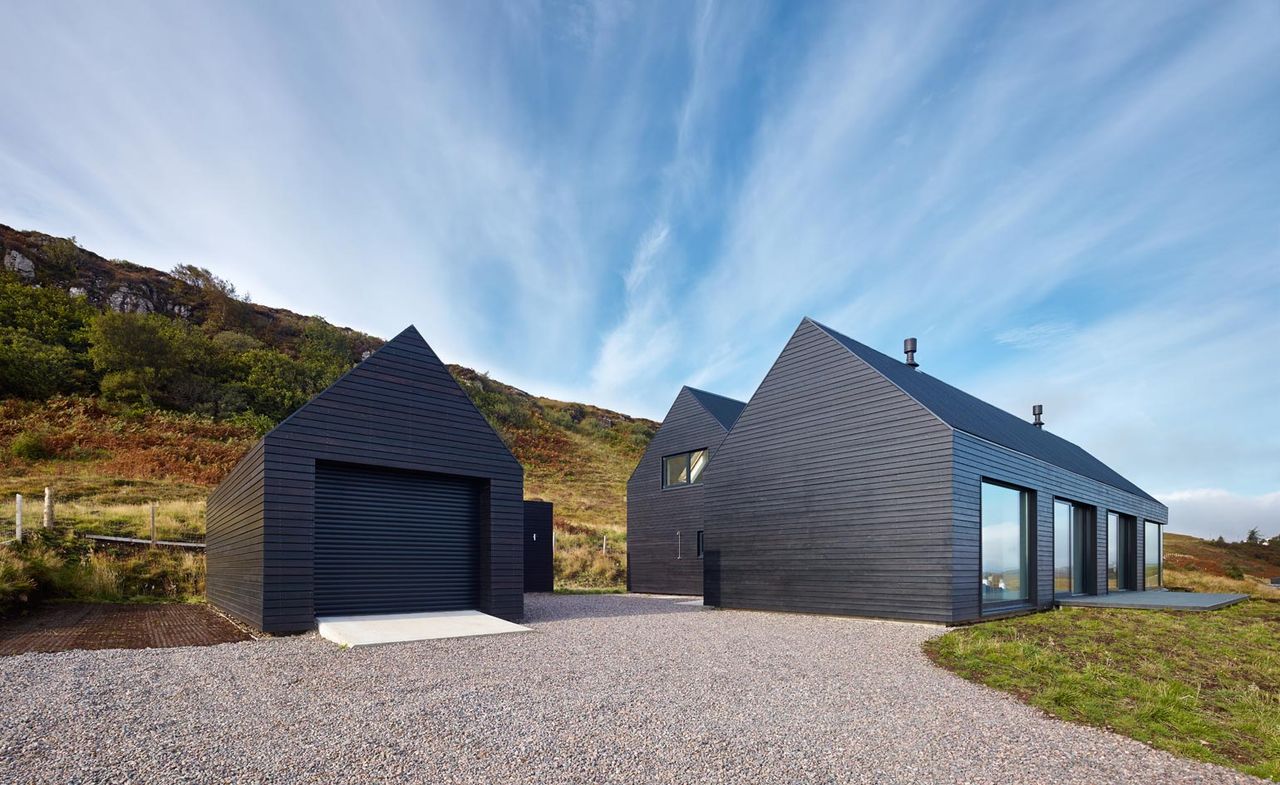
[805,319,955,434]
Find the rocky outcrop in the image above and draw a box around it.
[3,249,35,280]
[106,285,156,313]
[0,222,384,359]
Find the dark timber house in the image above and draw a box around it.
[626,386,745,595]
[698,317,1167,624]
[206,326,524,634]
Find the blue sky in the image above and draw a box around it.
[2,1,1278,539]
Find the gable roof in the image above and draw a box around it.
[807,319,1158,503]
[684,386,747,431]
[267,324,520,468]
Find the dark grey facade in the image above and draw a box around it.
[206,325,524,633]
[699,317,1167,624]
[626,386,744,595]
[523,500,554,592]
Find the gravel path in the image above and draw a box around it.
[0,594,1263,784]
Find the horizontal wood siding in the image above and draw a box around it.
[626,388,728,595]
[205,440,265,629]
[231,327,523,634]
[952,431,1168,622]
[703,320,955,623]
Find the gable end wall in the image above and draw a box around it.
[626,388,730,595]
[703,320,955,622]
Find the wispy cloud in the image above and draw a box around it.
[995,322,1077,350]
[1,1,1277,538]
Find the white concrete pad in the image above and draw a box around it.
[675,599,704,606]
[317,610,530,647]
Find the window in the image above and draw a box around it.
[981,481,1032,606]
[1107,512,1136,591]
[1145,521,1162,589]
[662,449,709,488]
[1054,499,1095,597]
[696,530,704,559]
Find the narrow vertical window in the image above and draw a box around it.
[696,530,704,559]
[981,481,1031,607]
[676,531,682,559]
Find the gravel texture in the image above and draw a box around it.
[0,593,1264,784]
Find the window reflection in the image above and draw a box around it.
[982,482,1030,604]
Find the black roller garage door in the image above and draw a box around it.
[314,462,482,616]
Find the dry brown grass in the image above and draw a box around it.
[1,386,653,590]
[1165,567,1280,599]
[0,396,257,487]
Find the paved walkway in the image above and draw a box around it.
[0,603,251,655]
[1056,589,1248,610]
[0,594,1263,784]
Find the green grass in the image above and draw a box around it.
[924,602,1280,781]
[1,528,204,615]
[553,586,626,595]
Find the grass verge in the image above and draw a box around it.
[924,602,1280,781]
[0,528,203,616]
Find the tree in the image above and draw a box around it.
[236,349,324,422]
[0,270,93,349]
[1246,527,1261,544]
[88,312,173,403]
[0,330,77,398]
[170,264,248,330]
[87,312,228,410]
[299,320,355,380]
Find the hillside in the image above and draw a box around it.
[0,224,656,589]
[1164,532,1280,597]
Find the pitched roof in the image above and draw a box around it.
[684,386,747,431]
[807,319,1158,503]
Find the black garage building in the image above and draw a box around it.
[206,325,524,634]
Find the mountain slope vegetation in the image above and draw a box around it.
[0,224,654,597]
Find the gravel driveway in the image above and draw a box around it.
[0,594,1262,784]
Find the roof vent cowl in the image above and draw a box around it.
[904,337,919,369]
[1033,404,1044,428]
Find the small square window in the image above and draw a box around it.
[662,449,709,488]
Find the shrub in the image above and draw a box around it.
[9,429,53,460]
[1225,562,1245,580]
[0,330,79,398]
[0,529,205,613]
[0,550,37,616]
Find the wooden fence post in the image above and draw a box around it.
[14,494,22,542]
[602,534,607,554]
[42,487,53,528]
[150,502,157,546]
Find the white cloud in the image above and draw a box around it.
[994,322,1076,350]
[1158,489,1280,542]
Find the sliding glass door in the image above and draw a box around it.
[1054,502,1072,596]
[1145,521,1163,589]
[1054,500,1094,597]
[1107,512,1136,591]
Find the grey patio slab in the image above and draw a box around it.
[1056,590,1248,611]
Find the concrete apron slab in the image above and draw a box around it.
[316,610,531,647]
